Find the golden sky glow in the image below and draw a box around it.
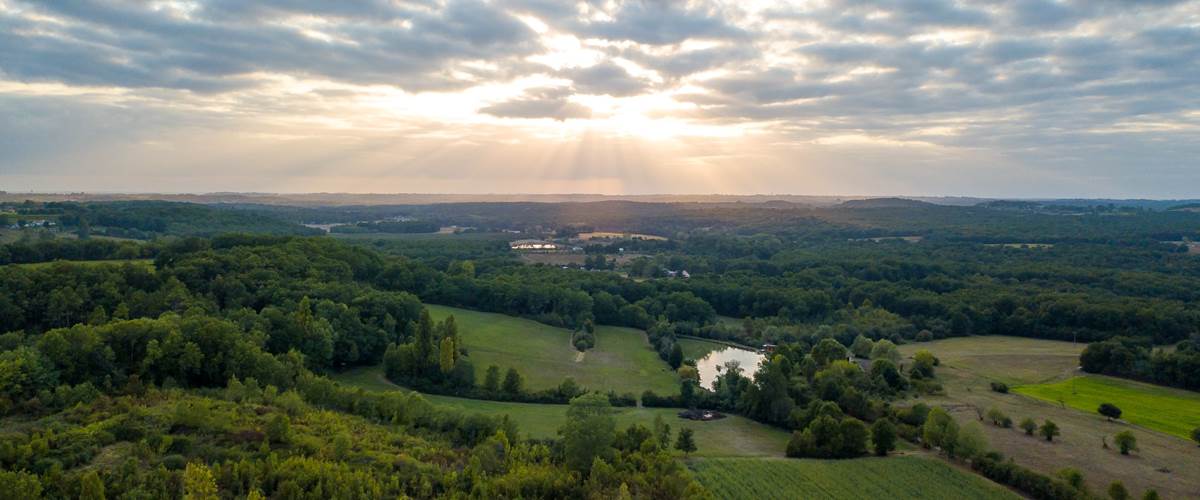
[1,0,1198,196]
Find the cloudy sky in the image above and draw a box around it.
[1,0,1198,197]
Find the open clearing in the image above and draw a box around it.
[689,456,1019,500]
[333,365,787,457]
[901,336,1200,498]
[1015,375,1200,439]
[425,305,679,395]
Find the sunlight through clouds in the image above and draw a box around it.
[0,0,1197,196]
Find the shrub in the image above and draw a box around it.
[1098,403,1121,421]
[1113,431,1138,455]
[1020,417,1037,436]
[990,381,1009,393]
[1039,420,1060,442]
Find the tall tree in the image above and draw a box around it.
[561,392,616,473]
[674,428,697,457]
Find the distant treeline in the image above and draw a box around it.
[330,220,440,234]
[1080,336,1200,391]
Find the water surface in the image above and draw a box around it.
[695,345,765,390]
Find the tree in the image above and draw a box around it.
[1098,403,1122,421]
[483,365,500,393]
[1113,431,1138,455]
[1020,417,1038,436]
[955,422,989,460]
[1039,420,1060,442]
[850,335,874,358]
[501,368,523,395]
[668,343,684,369]
[812,338,848,367]
[561,392,616,473]
[183,463,219,500]
[674,428,697,457]
[869,339,901,364]
[653,414,672,449]
[438,336,456,374]
[923,407,959,456]
[677,364,699,382]
[838,418,869,458]
[1107,481,1130,500]
[870,418,897,456]
[911,350,936,379]
[985,407,1008,427]
[80,470,106,500]
[1057,468,1085,490]
[266,413,291,444]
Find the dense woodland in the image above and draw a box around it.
[2,199,1198,498]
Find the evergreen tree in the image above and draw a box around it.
[674,428,697,457]
[483,365,501,393]
[501,368,523,395]
[668,343,683,369]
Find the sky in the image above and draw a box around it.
[0,0,1198,198]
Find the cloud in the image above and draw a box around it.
[0,0,1198,196]
[479,87,591,120]
[561,61,647,96]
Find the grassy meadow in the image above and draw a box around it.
[1015,375,1200,439]
[333,365,788,457]
[689,456,1020,500]
[425,305,680,395]
[900,336,1200,498]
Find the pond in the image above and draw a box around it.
[694,345,766,390]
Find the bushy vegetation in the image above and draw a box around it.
[1080,336,1200,391]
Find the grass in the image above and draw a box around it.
[425,305,679,395]
[333,365,788,457]
[899,335,1082,386]
[678,338,727,361]
[689,456,1019,500]
[899,336,1200,498]
[1014,375,1200,439]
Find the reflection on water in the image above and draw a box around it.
[694,346,766,390]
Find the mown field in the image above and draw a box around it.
[1015,375,1200,439]
[900,336,1200,499]
[689,456,1020,500]
[426,305,679,395]
[333,365,788,457]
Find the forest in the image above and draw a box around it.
[2,199,1199,498]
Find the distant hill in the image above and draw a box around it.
[839,197,935,209]
[0,200,321,239]
[1168,203,1200,212]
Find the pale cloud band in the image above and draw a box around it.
[0,0,1197,196]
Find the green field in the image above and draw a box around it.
[426,305,679,395]
[1014,375,1200,439]
[333,366,788,457]
[678,338,726,361]
[690,456,1019,500]
[900,336,1200,498]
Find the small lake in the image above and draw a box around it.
[694,345,766,390]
